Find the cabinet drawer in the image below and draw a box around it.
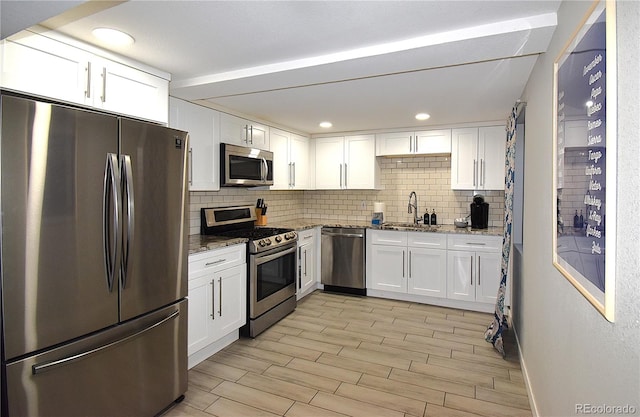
[447,234,501,252]
[407,232,447,248]
[368,230,407,246]
[297,228,316,242]
[189,244,245,276]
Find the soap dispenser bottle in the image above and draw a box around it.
[430,209,437,226]
[423,209,429,225]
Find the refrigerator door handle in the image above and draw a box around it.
[31,310,180,375]
[120,154,135,289]
[103,153,122,292]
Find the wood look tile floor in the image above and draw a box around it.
[163,291,531,417]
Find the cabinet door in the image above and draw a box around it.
[478,126,506,190]
[414,129,452,154]
[270,128,291,190]
[475,252,501,304]
[187,272,215,355]
[298,241,316,296]
[375,131,412,156]
[220,113,249,146]
[1,37,89,106]
[290,133,310,189]
[95,58,168,123]
[314,136,344,189]
[345,134,378,189]
[446,250,475,301]
[214,264,247,337]
[369,245,406,293]
[247,122,270,150]
[169,97,219,191]
[408,248,447,298]
[451,128,479,190]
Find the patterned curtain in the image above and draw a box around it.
[484,105,518,357]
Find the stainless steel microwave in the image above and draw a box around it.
[220,143,274,187]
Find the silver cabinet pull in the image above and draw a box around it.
[409,251,412,278]
[402,250,406,278]
[480,159,485,186]
[470,256,473,286]
[339,164,343,188]
[304,249,307,276]
[85,61,91,99]
[210,279,215,320]
[478,256,481,285]
[244,125,249,144]
[344,163,347,188]
[249,125,254,144]
[473,160,477,186]
[205,258,226,267]
[100,67,107,103]
[409,135,413,153]
[292,162,296,187]
[218,278,222,316]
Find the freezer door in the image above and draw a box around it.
[119,119,188,321]
[5,300,187,417]
[1,95,119,360]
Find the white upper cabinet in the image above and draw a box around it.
[0,32,169,123]
[270,128,310,190]
[314,135,380,190]
[219,113,269,150]
[376,129,451,156]
[169,97,220,191]
[451,126,505,190]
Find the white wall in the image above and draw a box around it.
[515,1,640,416]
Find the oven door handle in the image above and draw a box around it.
[254,244,297,265]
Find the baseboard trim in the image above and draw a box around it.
[513,325,539,417]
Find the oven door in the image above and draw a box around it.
[249,244,297,318]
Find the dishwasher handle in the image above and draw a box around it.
[322,231,364,238]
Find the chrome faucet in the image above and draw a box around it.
[408,191,419,225]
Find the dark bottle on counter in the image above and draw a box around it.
[430,209,437,226]
[579,210,584,229]
[423,209,429,225]
[574,210,579,229]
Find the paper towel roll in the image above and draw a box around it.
[373,202,385,213]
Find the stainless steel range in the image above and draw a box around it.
[201,206,298,337]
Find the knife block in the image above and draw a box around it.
[255,208,267,226]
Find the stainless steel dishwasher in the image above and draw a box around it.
[321,227,366,295]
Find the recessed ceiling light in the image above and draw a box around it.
[92,27,135,46]
[415,113,431,121]
[319,121,333,128]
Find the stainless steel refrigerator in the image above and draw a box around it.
[0,93,189,416]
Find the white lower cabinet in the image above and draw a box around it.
[297,228,319,300]
[446,235,502,304]
[367,230,447,298]
[187,244,246,369]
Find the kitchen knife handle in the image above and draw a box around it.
[120,155,135,289]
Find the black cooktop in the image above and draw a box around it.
[216,227,293,241]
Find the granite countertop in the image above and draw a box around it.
[189,234,248,255]
[269,219,503,236]
[189,220,503,255]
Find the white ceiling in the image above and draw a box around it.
[11,1,561,134]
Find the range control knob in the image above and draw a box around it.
[275,236,282,243]
[285,232,297,240]
[265,238,272,246]
[258,240,267,247]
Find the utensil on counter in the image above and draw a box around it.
[454,214,470,228]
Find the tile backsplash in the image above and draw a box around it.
[189,155,504,235]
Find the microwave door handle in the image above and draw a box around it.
[262,157,269,183]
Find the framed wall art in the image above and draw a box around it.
[552,0,616,321]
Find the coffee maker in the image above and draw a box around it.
[470,194,489,229]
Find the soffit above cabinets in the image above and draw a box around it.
[14,0,560,134]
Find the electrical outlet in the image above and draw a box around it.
[360,201,366,210]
